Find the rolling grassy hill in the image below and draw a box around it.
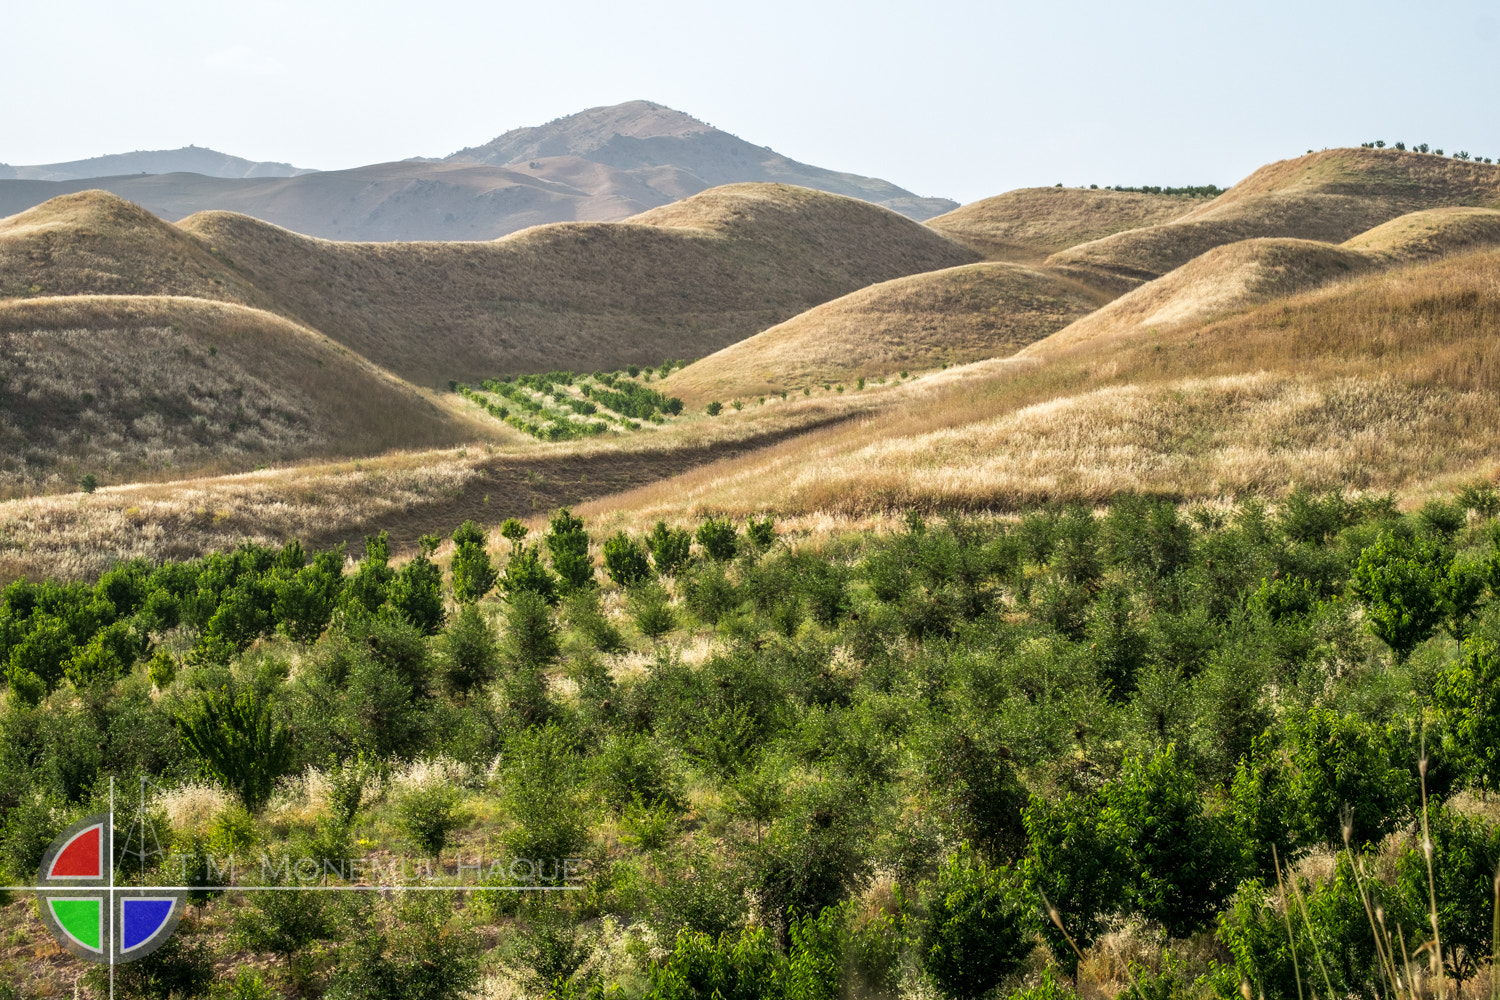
[0,295,473,496]
[2,184,975,388]
[1047,148,1500,279]
[659,261,1121,402]
[5,146,1500,570]
[1031,205,1500,356]
[600,243,1500,520]
[0,183,974,494]
[173,183,978,386]
[925,187,1196,262]
[0,192,267,303]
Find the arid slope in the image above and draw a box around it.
[0,295,472,495]
[175,183,978,386]
[1048,149,1500,279]
[1032,206,1500,355]
[926,188,1195,262]
[661,262,1119,402]
[595,246,1500,518]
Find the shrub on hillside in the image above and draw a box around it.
[696,517,738,561]
[545,508,594,593]
[603,531,653,587]
[646,521,693,576]
[451,521,498,604]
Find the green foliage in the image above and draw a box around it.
[628,582,678,639]
[501,544,560,605]
[504,590,560,668]
[929,729,1030,863]
[1284,707,1415,848]
[147,649,178,689]
[706,400,723,416]
[1349,531,1464,659]
[645,926,785,1000]
[546,508,595,592]
[86,934,215,999]
[1435,637,1500,790]
[1221,854,1389,1000]
[343,532,395,617]
[1097,746,1247,936]
[920,846,1035,1000]
[324,893,480,1000]
[746,515,776,552]
[440,603,499,697]
[563,588,626,652]
[502,725,588,864]
[274,545,344,643]
[452,521,498,604]
[389,534,446,635]
[1023,746,1247,955]
[1397,804,1500,989]
[683,561,740,624]
[15,488,1500,998]
[395,782,463,855]
[235,867,343,980]
[603,531,653,586]
[79,472,98,493]
[696,517,739,561]
[647,521,693,576]
[176,686,291,813]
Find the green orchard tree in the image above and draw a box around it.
[451,521,498,604]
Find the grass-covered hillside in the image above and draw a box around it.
[5,488,1500,999]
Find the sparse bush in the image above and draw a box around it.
[647,521,693,576]
[440,603,499,697]
[696,517,738,561]
[706,401,723,416]
[451,521,498,604]
[395,782,463,855]
[628,582,677,639]
[746,515,775,551]
[563,588,626,652]
[176,686,291,813]
[603,531,653,587]
[683,561,740,624]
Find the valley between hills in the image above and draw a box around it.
[1,144,1499,582]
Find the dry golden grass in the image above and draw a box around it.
[582,247,1500,518]
[0,191,266,303]
[1048,148,1500,279]
[1033,206,1500,356]
[659,261,1120,403]
[0,295,473,495]
[925,187,1195,262]
[0,388,874,583]
[1,185,975,389]
[1343,205,1500,258]
[169,183,977,387]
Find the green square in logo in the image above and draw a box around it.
[48,897,102,952]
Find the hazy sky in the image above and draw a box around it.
[5,0,1496,204]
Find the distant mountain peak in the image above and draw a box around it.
[444,100,957,222]
[0,147,313,182]
[446,100,715,164]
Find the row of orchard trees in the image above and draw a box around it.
[0,509,776,704]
